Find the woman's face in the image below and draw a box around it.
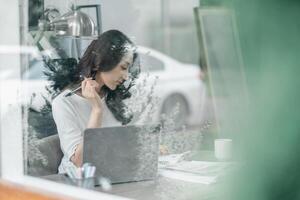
[96,52,133,90]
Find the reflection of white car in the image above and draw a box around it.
[20,46,206,128]
[135,46,206,127]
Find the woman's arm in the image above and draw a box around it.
[71,78,103,167]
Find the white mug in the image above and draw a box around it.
[214,139,233,161]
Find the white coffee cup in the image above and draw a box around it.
[214,139,233,161]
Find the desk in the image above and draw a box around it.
[43,151,224,200]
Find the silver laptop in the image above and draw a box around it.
[83,125,160,184]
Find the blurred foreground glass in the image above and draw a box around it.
[193,0,300,200]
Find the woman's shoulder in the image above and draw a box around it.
[52,89,71,108]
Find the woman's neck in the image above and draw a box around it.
[75,86,106,99]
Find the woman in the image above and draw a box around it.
[51,30,139,173]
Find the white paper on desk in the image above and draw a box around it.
[165,161,233,176]
[158,151,191,167]
[159,169,217,185]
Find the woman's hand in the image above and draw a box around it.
[81,77,103,128]
[81,77,102,111]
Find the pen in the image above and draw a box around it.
[64,86,82,97]
[64,75,94,97]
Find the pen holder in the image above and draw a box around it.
[65,163,97,188]
[71,177,96,189]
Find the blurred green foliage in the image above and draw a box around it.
[219,0,300,199]
[193,0,300,199]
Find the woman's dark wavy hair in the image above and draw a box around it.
[78,30,140,124]
[45,30,140,125]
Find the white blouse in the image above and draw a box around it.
[52,89,121,173]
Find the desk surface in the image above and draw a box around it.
[43,151,224,200]
[43,173,220,200]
